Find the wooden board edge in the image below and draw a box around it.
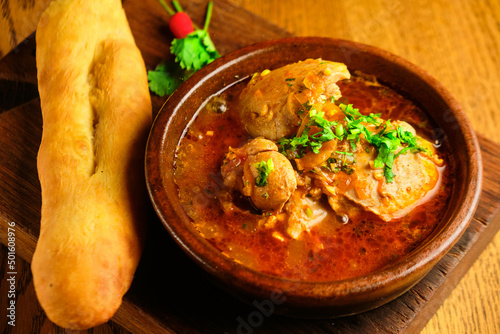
[404,215,500,332]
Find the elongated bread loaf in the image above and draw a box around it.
[31,0,152,329]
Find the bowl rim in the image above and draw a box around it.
[145,36,483,302]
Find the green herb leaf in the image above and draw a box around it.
[335,124,345,137]
[255,158,274,187]
[335,150,354,156]
[171,30,220,71]
[341,165,355,175]
[278,110,340,156]
[147,62,191,97]
[304,207,313,217]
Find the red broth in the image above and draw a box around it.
[173,75,452,281]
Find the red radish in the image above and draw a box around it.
[169,11,194,38]
[158,0,195,38]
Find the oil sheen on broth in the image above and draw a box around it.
[173,60,452,281]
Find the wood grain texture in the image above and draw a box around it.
[0,0,499,332]
[0,0,51,58]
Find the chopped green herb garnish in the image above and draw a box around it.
[254,158,274,187]
[335,124,345,137]
[278,109,340,157]
[341,165,355,175]
[277,100,429,183]
[308,109,338,146]
[304,207,313,217]
[338,103,429,182]
[335,150,354,156]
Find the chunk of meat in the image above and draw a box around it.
[221,137,297,212]
[284,189,329,239]
[242,151,297,211]
[237,59,350,140]
[321,123,441,221]
[221,137,278,191]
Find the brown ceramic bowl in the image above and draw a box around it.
[145,37,482,317]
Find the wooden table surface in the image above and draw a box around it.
[1,0,499,333]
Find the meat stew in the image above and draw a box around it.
[173,59,452,281]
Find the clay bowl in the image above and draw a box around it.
[145,37,482,317]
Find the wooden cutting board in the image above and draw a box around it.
[1,0,499,333]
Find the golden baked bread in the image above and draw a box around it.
[31,0,152,329]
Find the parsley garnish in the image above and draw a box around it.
[278,109,340,158]
[341,165,355,175]
[277,100,430,183]
[255,159,274,187]
[335,150,354,156]
[339,103,429,182]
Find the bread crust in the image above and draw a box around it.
[31,0,152,329]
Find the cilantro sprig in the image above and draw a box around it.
[147,62,191,97]
[148,1,220,97]
[170,1,220,72]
